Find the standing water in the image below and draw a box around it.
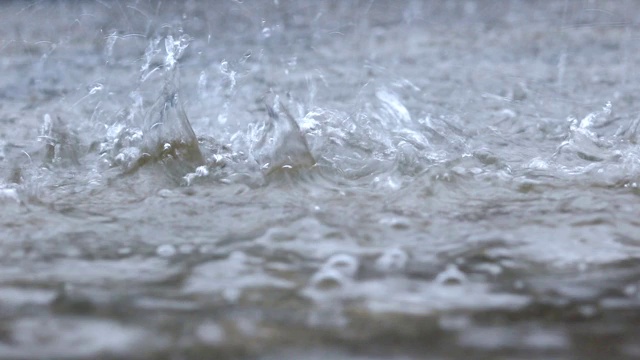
[1,1,640,359]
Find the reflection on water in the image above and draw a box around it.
[1,1,640,359]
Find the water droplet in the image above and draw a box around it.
[261,27,272,39]
[219,61,229,74]
[156,244,176,257]
[195,166,209,177]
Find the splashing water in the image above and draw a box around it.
[2,1,640,359]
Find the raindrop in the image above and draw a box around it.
[219,60,229,74]
[261,27,272,39]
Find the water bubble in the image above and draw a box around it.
[321,253,359,278]
[183,165,209,185]
[114,147,141,168]
[157,189,175,198]
[435,264,467,285]
[374,248,408,273]
[527,157,549,170]
[309,268,349,290]
[156,244,176,257]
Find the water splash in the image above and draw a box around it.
[121,33,204,177]
[250,95,315,176]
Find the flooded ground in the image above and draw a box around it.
[1,0,640,359]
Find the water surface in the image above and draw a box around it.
[1,1,640,359]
